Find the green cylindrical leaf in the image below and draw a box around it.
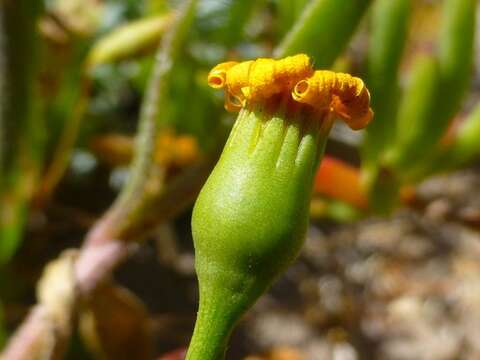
[0,0,43,262]
[362,0,411,165]
[434,0,476,126]
[275,0,310,38]
[274,0,372,67]
[0,0,43,176]
[87,14,175,68]
[195,0,259,46]
[395,0,476,180]
[406,103,480,181]
[385,55,439,173]
[444,103,480,167]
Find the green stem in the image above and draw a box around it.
[0,0,43,262]
[88,0,197,244]
[0,300,5,348]
[186,286,241,360]
[0,0,41,174]
[37,76,91,204]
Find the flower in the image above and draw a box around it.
[207,54,373,130]
[186,54,373,360]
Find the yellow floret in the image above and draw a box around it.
[207,54,313,111]
[292,70,373,130]
[207,61,238,89]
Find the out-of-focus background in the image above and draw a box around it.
[1,0,480,359]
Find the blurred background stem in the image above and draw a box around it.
[83,0,198,246]
[0,301,5,348]
[36,76,91,205]
[0,0,44,264]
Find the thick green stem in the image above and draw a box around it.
[186,284,244,360]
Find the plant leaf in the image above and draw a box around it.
[385,55,439,173]
[0,0,43,263]
[87,13,175,68]
[362,0,411,166]
[274,0,372,67]
[434,0,476,127]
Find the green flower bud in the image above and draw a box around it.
[188,107,326,358]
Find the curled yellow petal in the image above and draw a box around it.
[223,60,254,103]
[207,61,238,89]
[292,78,331,109]
[224,91,244,112]
[292,70,373,130]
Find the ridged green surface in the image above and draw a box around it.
[186,107,328,359]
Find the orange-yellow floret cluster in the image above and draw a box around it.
[207,54,373,130]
